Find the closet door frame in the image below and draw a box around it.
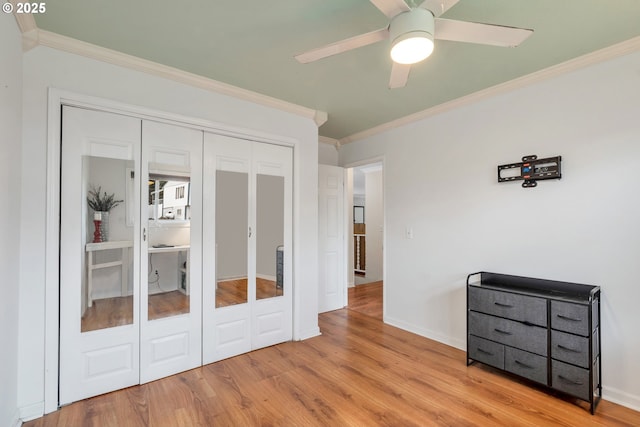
[44,89,299,413]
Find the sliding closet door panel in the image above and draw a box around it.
[215,170,249,308]
[60,106,141,404]
[140,120,203,383]
[252,143,293,349]
[203,133,252,363]
[202,133,292,362]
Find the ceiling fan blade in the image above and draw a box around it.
[370,0,410,19]
[295,28,389,64]
[389,62,411,89]
[434,18,533,47]
[419,0,459,18]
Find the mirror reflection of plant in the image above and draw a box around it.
[87,185,123,212]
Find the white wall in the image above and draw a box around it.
[0,13,23,427]
[19,45,320,418]
[318,141,338,165]
[364,170,383,282]
[340,50,640,410]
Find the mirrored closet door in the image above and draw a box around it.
[202,133,292,363]
[59,106,142,404]
[139,121,203,383]
[59,105,292,404]
[59,109,204,402]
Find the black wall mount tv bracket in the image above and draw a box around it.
[498,155,561,188]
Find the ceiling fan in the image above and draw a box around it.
[294,0,533,89]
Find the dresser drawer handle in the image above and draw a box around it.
[557,344,581,353]
[494,302,513,308]
[494,328,512,335]
[477,348,494,356]
[558,375,584,386]
[557,314,581,322]
[515,360,534,369]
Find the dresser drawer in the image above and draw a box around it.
[551,301,590,336]
[552,360,590,401]
[551,330,589,368]
[468,335,504,369]
[469,287,547,326]
[505,347,547,385]
[469,311,547,356]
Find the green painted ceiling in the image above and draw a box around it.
[34,0,640,140]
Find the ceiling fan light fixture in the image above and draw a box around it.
[389,8,435,65]
[391,33,434,64]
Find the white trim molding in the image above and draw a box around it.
[43,88,306,414]
[14,23,327,127]
[319,136,340,148]
[340,35,640,145]
[10,1,37,32]
[9,1,38,51]
[602,386,640,413]
[19,401,44,423]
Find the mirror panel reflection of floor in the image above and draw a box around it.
[81,277,282,332]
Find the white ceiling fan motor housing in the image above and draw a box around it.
[390,8,435,64]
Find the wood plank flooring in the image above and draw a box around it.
[82,291,190,332]
[348,280,383,320]
[29,298,640,426]
[82,278,282,331]
[216,277,282,308]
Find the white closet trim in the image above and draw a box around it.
[44,88,300,413]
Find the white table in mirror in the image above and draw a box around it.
[84,240,134,332]
[147,244,190,321]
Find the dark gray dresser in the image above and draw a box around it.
[467,272,601,414]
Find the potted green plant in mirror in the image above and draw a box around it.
[87,185,123,243]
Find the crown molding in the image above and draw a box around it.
[319,136,340,148]
[10,1,39,50]
[340,35,640,145]
[10,1,37,32]
[27,29,327,126]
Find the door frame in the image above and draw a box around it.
[44,88,300,412]
[343,157,386,315]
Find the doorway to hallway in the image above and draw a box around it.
[347,162,383,316]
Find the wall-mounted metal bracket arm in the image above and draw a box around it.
[498,155,561,188]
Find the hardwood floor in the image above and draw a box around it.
[81,291,190,331]
[148,291,189,321]
[30,307,640,426]
[216,277,283,308]
[81,295,134,332]
[82,278,283,331]
[348,280,383,320]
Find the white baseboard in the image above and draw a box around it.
[216,275,246,282]
[10,407,21,427]
[19,401,44,423]
[296,326,321,341]
[256,274,276,282]
[603,385,640,412]
[384,315,466,351]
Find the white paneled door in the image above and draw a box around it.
[139,121,203,383]
[318,165,346,313]
[60,105,291,404]
[203,133,293,364]
[60,106,142,404]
